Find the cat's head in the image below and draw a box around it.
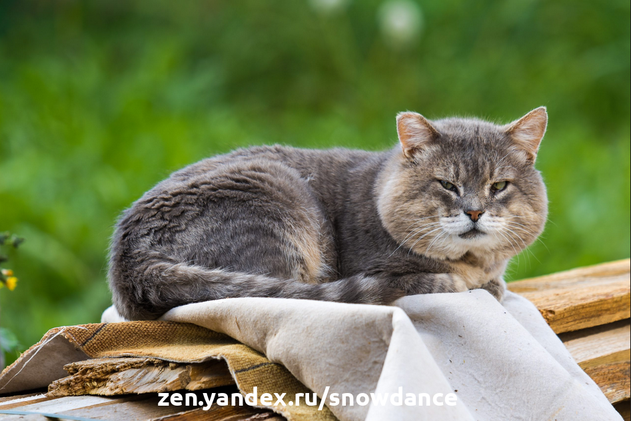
[377,107,548,261]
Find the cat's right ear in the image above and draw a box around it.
[504,107,548,163]
[396,112,440,160]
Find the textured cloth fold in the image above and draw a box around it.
[159,290,620,421]
[0,290,621,421]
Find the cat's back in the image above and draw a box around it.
[166,144,378,186]
[140,145,384,219]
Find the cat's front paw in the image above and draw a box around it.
[478,277,506,302]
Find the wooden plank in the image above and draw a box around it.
[61,393,202,421]
[0,394,51,410]
[514,259,630,285]
[561,321,630,369]
[62,387,282,421]
[49,357,234,397]
[584,361,630,404]
[560,320,630,404]
[0,392,47,405]
[11,395,114,414]
[509,259,630,333]
[149,405,282,421]
[0,392,233,421]
[0,413,49,420]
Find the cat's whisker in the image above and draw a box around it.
[401,215,442,231]
[407,226,444,253]
[407,226,444,255]
[503,221,537,237]
[507,222,550,263]
[388,222,441,258]
[425,230,448,256]
[396,217,442,245]
[504,219,531,228]
[425,231,449,254]
[437,231,453,254]
[505,221,550,253]
[503,227,528,248]
[408,221,440,235]
[518,241,540,265]
[398,222,442,247]
[496,230,520,257]
[502,224,539,267]
[535,237,550,253]
[503,228,541,265]
[503,223,533,237]
[491,230,521,269]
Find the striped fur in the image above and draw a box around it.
[108,110,547,320]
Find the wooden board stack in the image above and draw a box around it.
[509,259,630,420]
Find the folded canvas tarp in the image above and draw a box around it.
[0,290,621,421]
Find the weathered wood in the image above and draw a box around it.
[0,413,49,420]
[509,259,630,333]
[149,405,282,421]
[0,388,284,421]
[561,321,630,369]
[48,357,235,397]
[0,394,50,410]
[61,390,258,421]
[0,392,46,405]
[560,320,630,404]
[584,361,630,404]
[511,260,631,408]
[10,394,113,413]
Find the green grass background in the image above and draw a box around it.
[0,0,629,364]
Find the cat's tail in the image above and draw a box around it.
[110,258,402,321]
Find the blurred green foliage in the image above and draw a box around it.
[0,0,628,364]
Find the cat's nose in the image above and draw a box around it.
[466,210,484,222]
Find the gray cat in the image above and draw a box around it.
[108,108,548,320]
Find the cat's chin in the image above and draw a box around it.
[419,232,500,260]
[458,228,485,239]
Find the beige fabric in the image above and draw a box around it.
[159,291,621,421]
[0,290,621,420]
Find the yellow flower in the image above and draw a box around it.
[5,277,17,291]
[1,269,13,277]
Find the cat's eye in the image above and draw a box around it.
[439,180,458,193]
[491,181,508,192]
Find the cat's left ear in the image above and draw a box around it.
[396,112,440,160]
[504,107,548,162]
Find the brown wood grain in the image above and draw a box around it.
[560,320,630,404]
[584,361,630,404]
[48,357,235,397]
[509,259,630,334]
